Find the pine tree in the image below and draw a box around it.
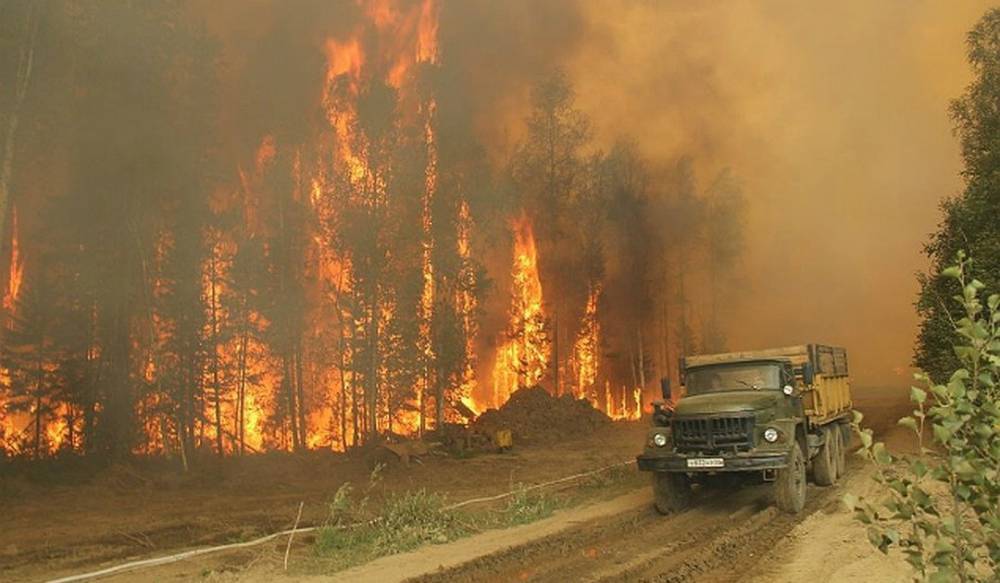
[0,274,62,458]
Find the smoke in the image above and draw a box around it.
[415,0,994,387]
[541,0,991,387]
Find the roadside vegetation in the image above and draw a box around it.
[849,254,999,581]
[310,463,642,572]
[915,8,1000,384]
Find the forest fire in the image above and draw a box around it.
[490,216,551,409]
[0,0,735,462]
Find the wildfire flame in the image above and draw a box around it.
[491,215,551,408]
[3,207,23,313]
[570,284,601,400]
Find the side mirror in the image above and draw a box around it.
[660,377,672,401]
[802,362,815,386]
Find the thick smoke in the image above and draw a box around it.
[557,1,989,387]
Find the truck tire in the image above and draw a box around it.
[813,427,837,486]
[834,425,847,478]
[653,472,692,514]
[775,443,806,513]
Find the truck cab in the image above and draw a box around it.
[637,345,852,515]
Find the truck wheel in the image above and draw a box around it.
[775,444,806,513]
[653,472,692,514]
[813,427,837,486]
[834,425,847,478]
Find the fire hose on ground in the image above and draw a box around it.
[46,459,638,583]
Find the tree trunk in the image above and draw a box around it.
[295,345,307,450]
[236,321,248,455]
[662,294,671,383]
[366,283,379,441]
[552,310,560,395]
[333,284,349,450]
[637,325,646,391]
[0,1,40,251]
[33,395,42,459]
[433,367,443,430]
[418,367,426,436]
[209,253,223,456]
[282,355,298,451]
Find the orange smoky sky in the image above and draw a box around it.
[558,0,993,387]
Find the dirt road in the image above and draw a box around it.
[310,386,913,583]
[398,457,906,583]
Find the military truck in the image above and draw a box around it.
[636,344,852,514]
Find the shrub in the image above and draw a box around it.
[848,253,999,581]
[497,483,554,526]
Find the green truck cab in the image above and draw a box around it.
[636,345,853,514]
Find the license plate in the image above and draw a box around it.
[687,457,724,468]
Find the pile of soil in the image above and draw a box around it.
[472,386,611,444]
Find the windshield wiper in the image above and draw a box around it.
[735,380,760,390]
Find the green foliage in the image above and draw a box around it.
[495,483,554,526]
[848,254,999,581]
[916,8,1000,383]
[314,467,467,562]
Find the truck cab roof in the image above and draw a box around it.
[685,357,791,370]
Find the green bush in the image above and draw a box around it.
[314,466,468,561]
[497,483,554,526]
[848,253,999,581]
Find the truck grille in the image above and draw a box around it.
[673,415,755,453]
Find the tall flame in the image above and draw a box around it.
[491,215,550,408]
[3,207,23,312]
[570,284,601,400]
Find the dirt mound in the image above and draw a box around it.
[472,387,611,444]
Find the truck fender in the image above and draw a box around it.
[766,418,804,454]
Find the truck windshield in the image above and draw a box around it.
[686,363,781,394]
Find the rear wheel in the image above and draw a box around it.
[775,443,807,513]
[834,425,847,478]
[653,472,692,514]
[813,426,838,486]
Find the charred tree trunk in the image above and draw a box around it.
[282,355,298,451]
[433,367,443,430]
[366,296,378,441]
[637,325,646,391]
[552,311,560,395]
[103,300,133,460]
[209,253,223,456]
[334,284,350,450]
[0,1,40,251]
[236,321,248,455]
[295,345,307,450]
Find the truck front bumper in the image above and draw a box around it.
[636,450,789,473]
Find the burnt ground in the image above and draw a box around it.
[0,420,646,583]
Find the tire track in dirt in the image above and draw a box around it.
[410,462,854,583]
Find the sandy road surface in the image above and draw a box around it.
[399,459,898,583]
[314,386,913,583]
[397,457,906,583]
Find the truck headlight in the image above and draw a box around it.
[653,433,668,447]
[763,428,780,443]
